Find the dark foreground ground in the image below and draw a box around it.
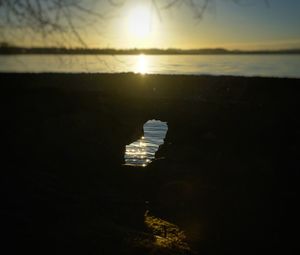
[1,73,300,254]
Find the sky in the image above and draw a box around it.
[1,0,300,50]
[90,0,300,50]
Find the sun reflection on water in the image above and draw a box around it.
[124,120,168,167]
[135,54,149,74]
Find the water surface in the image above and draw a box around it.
[0,54,299,78]
[125,120,168,167]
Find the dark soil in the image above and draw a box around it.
[1,73,299,254]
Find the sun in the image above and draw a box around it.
[127,5,151,39]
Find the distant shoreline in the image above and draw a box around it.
[1,46,300,55]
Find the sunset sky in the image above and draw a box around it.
[94,0,300,50]
[1,0,300,50]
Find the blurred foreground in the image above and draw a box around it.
[1,73,299,254]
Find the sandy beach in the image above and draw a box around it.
[1,73,300,254]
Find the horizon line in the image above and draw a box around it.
[1,44,300,55]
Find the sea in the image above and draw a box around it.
[0,54,299,78]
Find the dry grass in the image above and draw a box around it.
[144,210,191,254]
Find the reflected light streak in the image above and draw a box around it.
[135,54,149,74]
